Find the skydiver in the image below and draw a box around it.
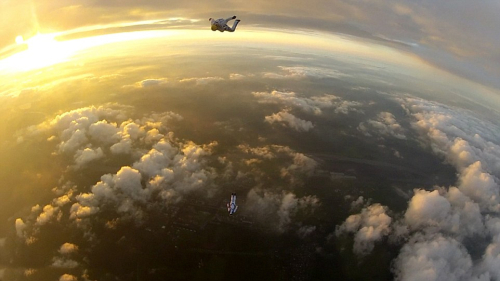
[209,16,241,32]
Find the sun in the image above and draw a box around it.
[0,33,69,72]
[24,33,58,52]
[15,35,24,44]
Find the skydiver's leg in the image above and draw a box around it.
[224,19,240,32]
[225,16,237,22]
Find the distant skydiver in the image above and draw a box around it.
[227,193,238,215]
[209,16,241,32]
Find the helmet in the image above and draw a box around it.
[211,25,217,31]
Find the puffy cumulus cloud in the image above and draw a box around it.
[336,203,392,256]
[23,105,183,170]
[73,147,104,169]
[237,144,317,178]
[339,96,500,278]
[70,137,215,222]
[59,243,79,255]
[404,97,500,212]
[253,91,362,115]
[457,161,500,213]
[262,66,349,80]
[282,152,317,178]
[179,76,224,85]
[246,187,319,232]
[393,233,476,281]
[11,103,321,279]
[36,204,62,226]
[237,144,276,159]
[15,218,26,238]
[404,188,484,238]
[15,104,216,233]
[52,257,79,269]
[358,111,406,139]
[59,274,78,281]
[264,110,314,132]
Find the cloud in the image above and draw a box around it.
[358,111,406,139]
[229,73,246,80]
[253,91,362,115]
[123,78,169,89]
[393,233,475,281]
[262,66,349,80]
[59,274,78,281]
[73,147,104,169]
[246,187,319,232]
[336,203,392,256]
[265,110,314,132]
[15,218,26,238]
[339,96,500,278]
[297,225,316,238]
[16,104,215,235]
[140,78,168,87]
[36,204,61,226]
[11,103,320,279]
[59,243,78,255]
[52,257,79,268]
[23,105,183,171]
[237,144,317,177]
[179,76,224,85]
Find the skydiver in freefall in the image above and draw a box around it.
[209,16,241,32]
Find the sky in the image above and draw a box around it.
[1,0,500,91]
[1,1,500,280]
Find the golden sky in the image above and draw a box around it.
[1,0,499,90]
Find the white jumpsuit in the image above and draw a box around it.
[210,16,240,32]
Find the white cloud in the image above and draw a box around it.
[88,120,121,145]
[59,243,78,255]
[246,188,319,232]
[15,218,26,238]
[59,274,78,281]
[52,257,79,268]
[140,78,168,87]
[12,103,322,277]
[253,91,362,115]
[336,203,392,256]
[238,144,317,178]
[74,147,104,169]
[340,96,500,278]
[229,73,245,80]
[393,233,475,281]
[282,152,317,177]
[70,138,215,221]
[358,111,406,139]
[122,78,168,89]
[35,204,61,226]
[265,110,314,132]
[263,66,349,80]
[179,76,224,85]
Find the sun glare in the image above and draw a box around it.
[15,35,24,44]
[0,33,72,72]
[24,33,58,51]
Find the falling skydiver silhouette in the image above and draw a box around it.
[209,16,241,32]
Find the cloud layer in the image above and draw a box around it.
[253,90,363,115]
[337,96,500,280]
[10,103,322,279]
